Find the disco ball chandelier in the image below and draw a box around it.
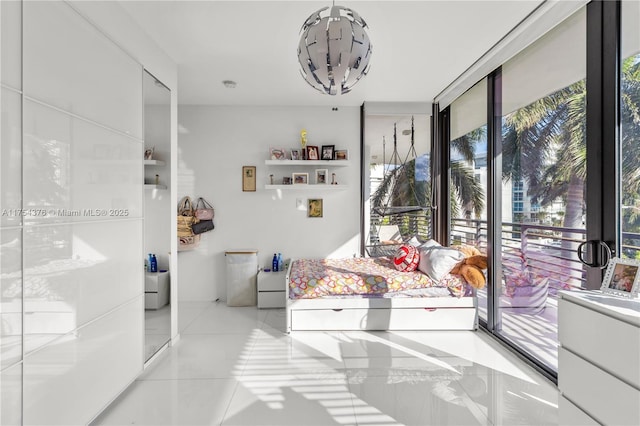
[297,4,372,95]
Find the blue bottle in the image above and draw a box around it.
[150,254,158,272]
[147,254,153,272]
[272,253,278,272]
[277,253,283,272]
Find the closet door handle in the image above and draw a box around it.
[577,240,612,269]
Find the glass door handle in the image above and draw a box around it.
[577,240,612,269]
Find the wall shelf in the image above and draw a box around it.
[144,159,165,166]
[265,160,350,167]
[265,184,347,190]
[144,184,167,190]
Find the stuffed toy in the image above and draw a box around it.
[450,245,488,289]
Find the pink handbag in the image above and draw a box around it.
[194,197,215,220]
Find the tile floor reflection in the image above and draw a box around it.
[93,301,559,426]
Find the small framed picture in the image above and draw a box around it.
[308,199,323,218]
[315,169,328,185]
[601,257,640,298]
[270,147,286,160]
[292,172,309,184]
[291,149,300,160]
[321,145,335,160]
[144,147,155,160]
[306,145,319,160]
[335,149,348,160]
[242,166,256,192]
[282,177,292,185]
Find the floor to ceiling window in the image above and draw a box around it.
[448,79,488,321]
[363,106,431,257]
[620,0,640,261]
[496,7,587,371]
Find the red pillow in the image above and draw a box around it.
[393,244,420,272]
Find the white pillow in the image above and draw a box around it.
[418,245,465,282]
[419,239,441,249]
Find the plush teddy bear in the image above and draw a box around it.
[450,245,488,289]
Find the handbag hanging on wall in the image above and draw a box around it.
[194,197,215,220]
[177,195,199,238]
[192,219,214,235]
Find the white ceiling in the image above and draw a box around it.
[119,0,544,107]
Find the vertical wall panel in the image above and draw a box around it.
[0,89,23,228]
[23,297,144,426]
[0,0,22,90]
[23,0,143,138]
[23,220,143,354]
[22,100,143,225]
[1,363,22,425]
[0,228,22,370]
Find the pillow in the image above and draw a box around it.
[393,244,420,272]
[419,239,441,249]
[418,245,466,282]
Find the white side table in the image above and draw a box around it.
[145,270,170,309]
[558,290,640,425]
[257,270,286,308]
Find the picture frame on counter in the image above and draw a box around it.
[600,257,640,298]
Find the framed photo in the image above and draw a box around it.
[282,176,292,185]
[144,147,155,160]
[335,149,348,160]
[270,147,286,160]
[292,172,308,185]
[306,145,319,161]
[601,257,640,298]
[321,145,335,160]
[315,169,328,185]
[291,149,300,160]
[242,166,256,191]
[308,199,323,218]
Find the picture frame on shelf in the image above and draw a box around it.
[270,147,286,160]
[282,177,292,185]
[144,146,155,160]
[335,149,348,160]
[308,199,323,218]
[321,145,335,160]
[600,257,640,298]
[291,149,300,160]
[242,166,256,192]
[292,172,309,185]
[315,169,328,185]
[306,145,319,160]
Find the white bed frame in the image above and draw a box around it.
[285,260,478,333]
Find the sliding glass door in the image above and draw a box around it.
[620,0,640,261]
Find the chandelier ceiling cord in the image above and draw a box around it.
[297,3,372,95]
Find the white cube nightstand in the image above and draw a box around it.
[257,270,286,308]
[145,270,170,310]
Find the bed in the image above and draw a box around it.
[285,257,478,332]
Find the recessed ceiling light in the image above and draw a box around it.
[222,80,237,89]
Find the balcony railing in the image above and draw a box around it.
[451,218,640,292]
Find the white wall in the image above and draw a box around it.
[178,105,361,301]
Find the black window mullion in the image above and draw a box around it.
[585,0,620,288]
[486,68,502,331]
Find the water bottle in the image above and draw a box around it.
[272,253,278,272]
[277,253,283,272]
[147,254,153,272]
[150,254,158,272]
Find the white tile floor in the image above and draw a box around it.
[93,302,560,426]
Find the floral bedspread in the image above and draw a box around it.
[288,257,468,299]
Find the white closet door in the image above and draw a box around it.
[23,0,143,139]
